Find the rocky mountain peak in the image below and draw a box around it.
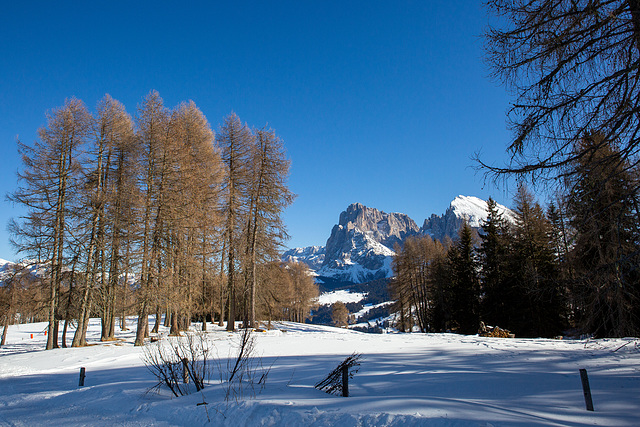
[319,203,420,283]
[337,203,420,249]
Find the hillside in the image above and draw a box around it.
[1,318,638,426]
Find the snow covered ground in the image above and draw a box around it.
[1,318,639,426]
[316,290,367,306]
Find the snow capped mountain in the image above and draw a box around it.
[0,259,41,282]
[284,196,514,284]
[422,195,514,241]
[281,246,325,271]
[318,226,395,283]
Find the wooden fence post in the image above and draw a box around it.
[342,365,349,397]
[78,367,86,387]
[579,368,594,411]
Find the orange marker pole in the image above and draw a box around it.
[30,334,33,339]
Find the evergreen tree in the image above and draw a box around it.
[479,197,511,328]
[508,185,566,337]
[566,133,640,337]
[447,223,480,334]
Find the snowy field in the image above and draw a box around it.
[1,319,639,426]
[316,290,367,305]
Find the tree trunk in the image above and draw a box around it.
[61,319,68,348]
[1,317,9,346]
[170,311,180,336]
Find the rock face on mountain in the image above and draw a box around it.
[318,203,420,283]
[283,196,514,284]
[333,203,421,249]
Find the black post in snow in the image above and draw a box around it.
[579,368,594,411]
[78,367,86,387]
[342,365,349,397]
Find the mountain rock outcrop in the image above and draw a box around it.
[318,203,420,283]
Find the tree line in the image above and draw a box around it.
[391,135,640,338]
[1,91,318,349]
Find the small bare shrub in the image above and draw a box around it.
[142,331,214,397]
[220,327,272,402]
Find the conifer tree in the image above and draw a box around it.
[566,134,640,337]
[218,113,253,331]
[508,185,566,337]
[479,197,511,327]
[134,91,171,346]
[242,127,295,327]
[447,223,480,334]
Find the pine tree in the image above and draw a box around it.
[447,223,480,334]
[566,133,640,337]
[479,197,511,328]
[508,185,566,337]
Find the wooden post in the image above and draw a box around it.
[78,367,86,387]
[182,358,189,384]
[342,365,349,397]
[579,369,594,411]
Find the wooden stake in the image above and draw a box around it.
[79,367,86,387]
[579,369,594,411]
[342,365,349,397]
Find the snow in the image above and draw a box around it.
[352,301,392,322]
[1,318,639,426]
[282,246,326,271]
[317,232,395,282]
[316,290,367,305]
[451,195,514,228]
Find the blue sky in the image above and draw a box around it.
[0,1,516,260]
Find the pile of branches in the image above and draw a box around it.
[314,353,362,396]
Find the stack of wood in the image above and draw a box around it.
[478,321,514,338]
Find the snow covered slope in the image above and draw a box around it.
[281,246,326,271]
[1,318,638,426]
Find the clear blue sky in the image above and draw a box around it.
[0,1,516,261]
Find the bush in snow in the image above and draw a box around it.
[142,331,213,397]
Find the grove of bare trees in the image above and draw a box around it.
[4,91,316,349]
